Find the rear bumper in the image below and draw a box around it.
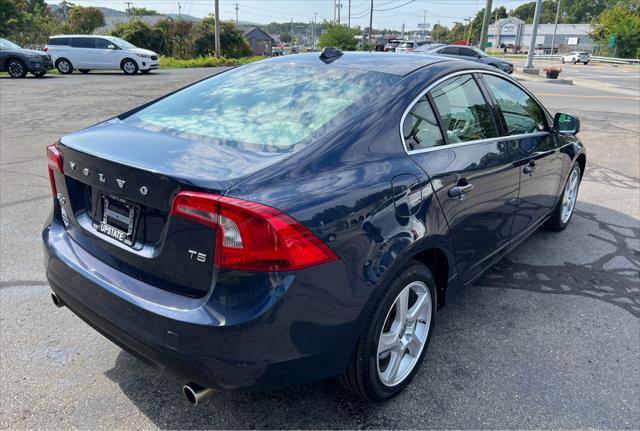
[43,221,366,390]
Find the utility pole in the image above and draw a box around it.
[422,10,426,40]
[348,0,351,28]
[124,1,133,16]
[478,0,492,51]
[214,0,221,57]
[235,3,239,26]
[368,0,373,43]
[333,0,336,23]
[525,0,542,69]
[401,23,405,39]
[313,12,318,48]
[337,0,341,25]
[550,0,561,55]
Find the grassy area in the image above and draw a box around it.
[159,56,264,68]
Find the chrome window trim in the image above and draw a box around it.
[400,69,550,155]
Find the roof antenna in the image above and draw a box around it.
[319,47,343,64]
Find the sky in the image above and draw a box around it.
[46,0,533,30]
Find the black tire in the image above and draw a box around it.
[121,58,138,75]
[561,58,565,64]
[7,59,27,78]
[545,162,582,232]
[55,58,73,74]
[583,61,589,65]
[78,69,91,74]
[340,261,437,401]
[572,59,577,64]
[140,69,151,74]
[32,70,47,77]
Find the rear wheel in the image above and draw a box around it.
[583,61,589,65]
[7,59,27,78]
[121,59,138,75]
[340,262,437,401]
[561,58,565,64]
[78,69,91,74]
[545,163,582,231]
[572,58,577,64]
[56,58,73,74]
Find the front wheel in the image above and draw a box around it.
[561,58,565,64]
[572,59,577,64]
[340,262,437,401]
[583,61,589,65]
[121,59,138,75]
[545,163,582,231]
[7,59,27,78]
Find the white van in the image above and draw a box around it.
[46,35,159,75]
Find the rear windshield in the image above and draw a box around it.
[123,62,398,153]
[399,42,414,48]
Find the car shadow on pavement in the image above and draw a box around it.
[103,198,639,429]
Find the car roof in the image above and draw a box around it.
[266,51,450,76]
[50,35,109,38]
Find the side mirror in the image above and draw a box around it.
[107,44,116,49]
[553,112,580,135]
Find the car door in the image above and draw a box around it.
[70,37,95,67]
[403,72,521,282]
[94,38,118,68]
[479,73,564,240]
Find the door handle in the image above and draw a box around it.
[523,160,537,176]
[448,180,474,198]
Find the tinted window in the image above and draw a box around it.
[459,47,477,57]
[441,47,459,55]
[71,38,94,48]
[403,97,445,151]
[430,74,498,143]
[124,63,399,153]
[483,74,546,135]
[95,38,111,49]
[48,37,70,46]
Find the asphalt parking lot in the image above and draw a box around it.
[1,64,639,429]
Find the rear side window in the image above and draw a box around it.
[430,74,498,143]
[402,98,445,151]
[124,62,399,153]
[482,74,546,135]
[48,37,70,46]
[71,38,94,48]
[95,38,111,49]
[441,47,459,55]
[459,47,477,57]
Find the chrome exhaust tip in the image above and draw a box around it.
[183,382,215,406]
[51,292,64,308]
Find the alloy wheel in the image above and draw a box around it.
[123,61,136,74]
[58,60,70,73]
[8,61,25,78]
[561,168,580,224]
[377,281,432,387]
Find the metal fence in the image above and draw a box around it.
[497,53,640,65]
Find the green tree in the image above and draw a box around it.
[110,20,166,53]
[0,0,27,38]
[590,4,640,58]
[318,22,359,50]
[192,17,251,57]
[430,23,449,42]
[65,6,105,34]
[129,7,159,16]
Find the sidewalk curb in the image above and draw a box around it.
[513,72,573,85]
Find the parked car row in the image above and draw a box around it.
[418,45,515,74]
[1,35,159,78]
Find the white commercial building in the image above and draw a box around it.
[488,17,593,53]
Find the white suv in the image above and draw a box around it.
[46,35,159,75]
[561,51,590,65]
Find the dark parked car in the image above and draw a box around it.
[44,50,585,403]
[0,38,53,78]
[426,45,514,74]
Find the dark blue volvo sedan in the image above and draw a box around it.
[43,50,585,403]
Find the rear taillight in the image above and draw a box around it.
[43,46,48,52]
[171,192,338,272]
[46,144,63,196]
